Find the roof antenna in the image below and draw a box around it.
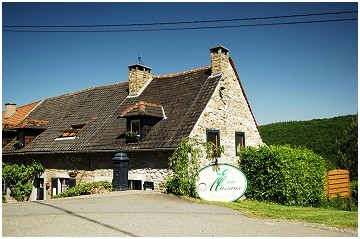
[137,53,143,65]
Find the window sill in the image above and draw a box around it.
[55,136,77,141]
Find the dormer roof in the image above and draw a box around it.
[120,101,165,118]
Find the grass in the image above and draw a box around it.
[190,198,358,230]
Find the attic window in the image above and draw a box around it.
[56,124,85,140]
[130,119,141,137]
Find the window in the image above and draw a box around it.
[206,129,220,152]
[57,124,85,139]
[128,180,142,190]
[235,132,245,156]
[18,132,24,144]
[2,138,13,148]
[130,119,141,136]
[24,135,36,145]
[51,177,76,197]
[60,178,69,193]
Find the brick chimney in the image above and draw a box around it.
[128,64,152,96]
[209,46,230,75]
[4,103,17,118]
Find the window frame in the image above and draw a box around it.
[130,119,141,137]
[235,131,245,156]
[51,177,76,197]
[206,129,220,152]
[60,178,70,193]
[18,132,24,144]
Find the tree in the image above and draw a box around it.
[2,161,44,202]
[337,114,358,180]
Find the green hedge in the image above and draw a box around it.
[238,145,326,207]
[53,181,112,198]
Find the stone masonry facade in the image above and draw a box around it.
[190,50,263,167]
[3,150,172,200]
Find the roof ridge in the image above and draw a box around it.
[153,66,210,79]
[6,100,42,110]
[46,81,128,100]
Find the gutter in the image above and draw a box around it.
[2,147,176,156]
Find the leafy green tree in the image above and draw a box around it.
[259,115,356,169]
[337,115,358,180]
[2,161,44,202]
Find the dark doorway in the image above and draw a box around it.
[35,178,44,200]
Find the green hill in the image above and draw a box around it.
[259,114,357,169]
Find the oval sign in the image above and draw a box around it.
[197,163,247,202]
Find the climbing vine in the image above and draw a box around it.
[166,136,224,197]
[2,161,45,202]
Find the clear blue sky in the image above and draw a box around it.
[2,2,358,125]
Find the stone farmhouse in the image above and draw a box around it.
[2,46,263,200]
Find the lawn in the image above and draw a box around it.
[191,198,358,230]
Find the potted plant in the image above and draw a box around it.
[68,169,78,178]
[13,141,24,149]
[124,131,141,143]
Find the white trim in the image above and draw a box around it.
[161,106,167,119]
[55,136,76,141]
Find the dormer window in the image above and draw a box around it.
[120,101,166,143]
[130,119,141,137]
[57,124,85,140]
[12,120,49,148]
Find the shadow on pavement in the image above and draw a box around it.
[33,201,138,237]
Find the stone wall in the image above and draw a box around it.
[2,150,173,200]
[190,60,264,167]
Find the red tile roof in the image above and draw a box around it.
[2,101,42,129]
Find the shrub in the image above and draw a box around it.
[2,161,45,202]
[166,136,224,197]
[238,145,326,207]
[53,181,112,198]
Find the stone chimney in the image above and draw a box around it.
[128,64,152,96]
[5,103,17,118]
[209,46,230,75]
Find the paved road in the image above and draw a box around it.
[2,190,357,237]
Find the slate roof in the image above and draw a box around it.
[3,66,221,154]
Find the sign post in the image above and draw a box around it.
[197,163,247,202]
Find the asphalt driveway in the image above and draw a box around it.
[2,190,357,237]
